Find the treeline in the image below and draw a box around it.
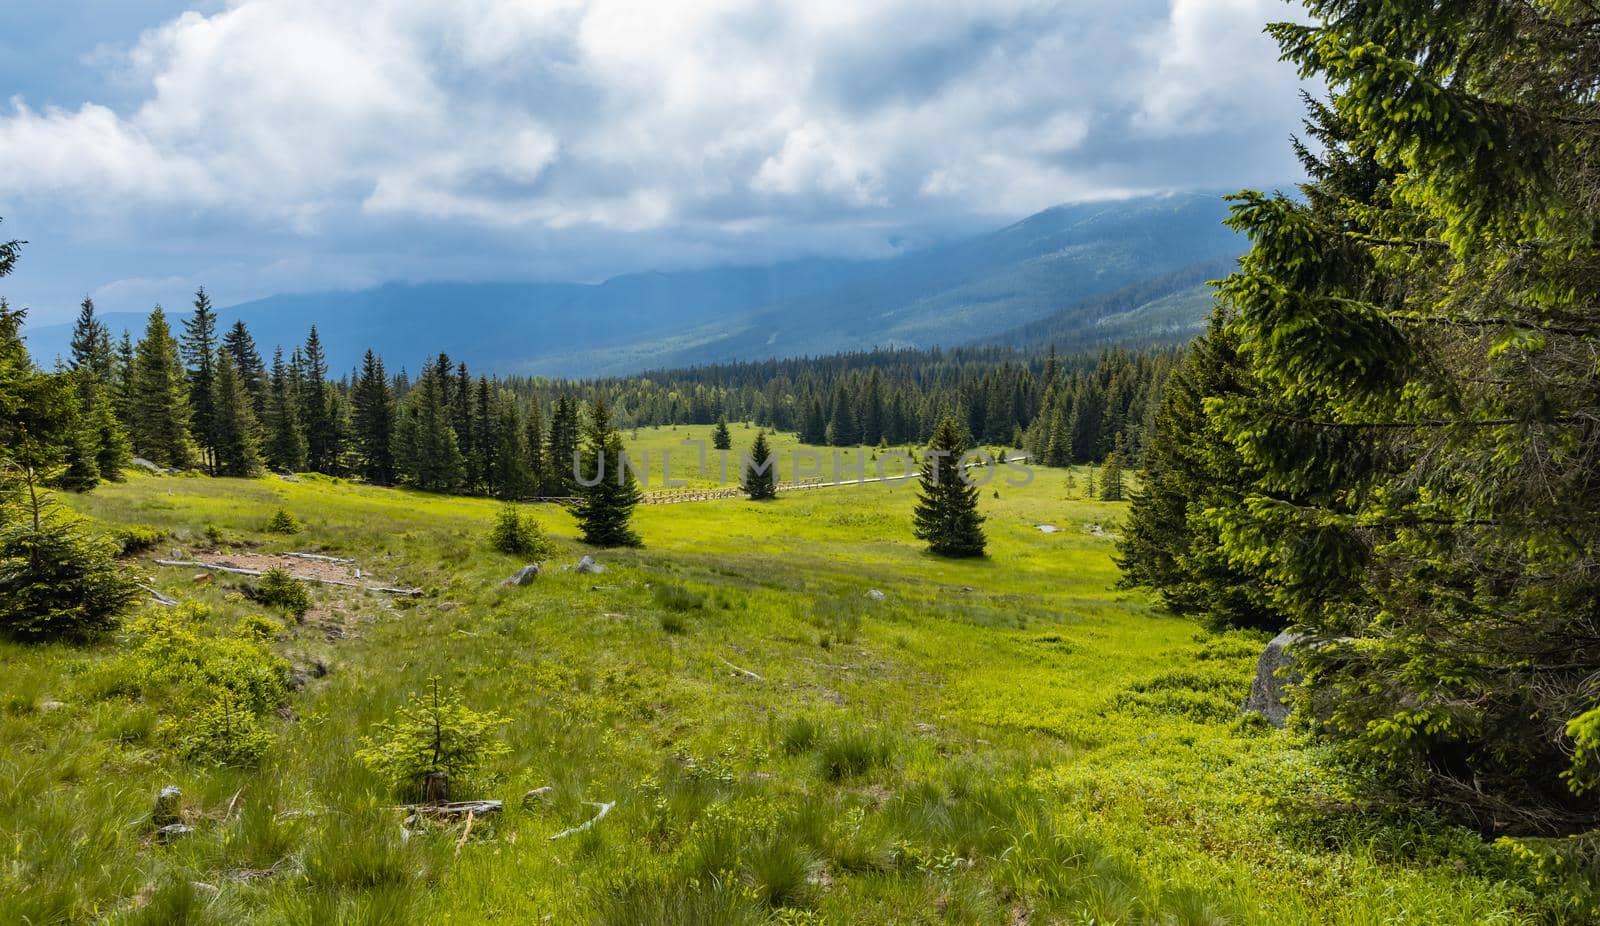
[30,295,1176,501]
[1119,0,1600,846]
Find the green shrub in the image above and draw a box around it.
[356,676,510,801]
[92,603,289,715]
[181,692,273,767]
[488,504,552,558]
[0,510,136,641]
[204,524,226,547]
[263,508,302,535]
[234,613,285,641]
[112,524,168,556]
[255,568,312,618]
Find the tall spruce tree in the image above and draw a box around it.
[1098,434,1125,502]
[63,297,129,482]
[181,288,219,473]
[544,395,580,497]
[1203,0,1600,832]
[263,347,307,472]
[395,364,464,492]
[574,397,641,547]
[741,430,778,501]
[300,327,335,473]
[712,416,732,451]
[221,320,267,418]
[129,307,196,469]
[912,417,986,557]
[827,382,859,446]
[351,350,396,486]
[209,348,262,477]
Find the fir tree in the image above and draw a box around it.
[574,397,641,547]
[524,400,545,492]
[912,417,986,557]
[129,307,196,469]
[111,330,136,427]
[351,350,396,486]
[181,288,219,473]
[800,396,828,445]
[543,395,580,497]
[300,327,335,473]
[489,395,531,500]
[1098,434,1125,502]
[712,416,732,451]
[210,348,262,477]
[263,347,307,472]
[741,430,777,501]
[221,320,267,418]
[395,365,464,492]
[827,382,859,446]
[68,297,111,379]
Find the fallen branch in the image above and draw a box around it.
[718,655,764,682]
[455,810,476,853]
[550,801,614,840]
[283,552,356,565]
[138,583,177,606]
[153,560,422,596]
[397,800,503,818]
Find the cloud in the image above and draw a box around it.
[0,0,1313,320]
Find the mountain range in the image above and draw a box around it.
[23,192,1242,377]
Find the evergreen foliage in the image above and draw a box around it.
[181,288,219,473]
[741,430,778,500]
[209,348,262,477]
[488,504,551,557]
[1098,435,1125,502]
[574,397,642,547]
[356,676,510,801]
[129,307,196,469]
[912,418,986,557]
[263,347,307,472]
[395,363,464,492]
[351,350,396,486]
[711,416,732,450]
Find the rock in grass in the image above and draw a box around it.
[1243,631,1304,728]
[153,786,183,826]
[156,823,193,843]
[504,564,541,586]
[575,556,605,575]
[865,589,885,601]
[437,601,461,612]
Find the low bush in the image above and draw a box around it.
[0,511,137,641]
[112,524,168,556]
[263,508,302,535]
[357,676,510,801]
[488,504,552,558]
[255,568,312,618]
[181,692,273,766]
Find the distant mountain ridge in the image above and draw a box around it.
[23,192,1244,377]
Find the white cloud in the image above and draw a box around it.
[0,0,1313,316]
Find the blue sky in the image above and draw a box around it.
[1,0,1310,325]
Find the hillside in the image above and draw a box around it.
[2,427,1546,923]
[23,194,1240,377]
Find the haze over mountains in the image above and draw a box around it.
[25,192,1242,377]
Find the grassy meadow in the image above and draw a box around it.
[0,426,1552,924]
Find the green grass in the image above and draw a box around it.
[0,429,1551,923]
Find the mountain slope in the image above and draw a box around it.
[23,193,1242,376]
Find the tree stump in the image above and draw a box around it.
[422,772,450,805]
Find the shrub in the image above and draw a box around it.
[356,676,510,801]
[0,509,136,641]
[93,603,289,715]
[233,613,285,641]
[488,504,552,558]
[659,612,688,635]
[263,508,302,535]
[203,524,226,547]
[113,524,168,556]
[255,568,311,618]
[181,692,273,767]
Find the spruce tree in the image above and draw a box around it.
[712,416,732,451]
[489,395,531,500]
[574,397,641,547]
[1098,435,1125,502]
[395,365,464,492]
[741,430,778,501]
[129,307,196,469]
[68,297,111,378]
[912,417,986,557]
[351,350,396,485]
[210,348,262,477]
[63,297,129,482]
[524,401,545,492]
[300,327,334,473]
[827,382,859,446]
[800,396,828,445]
[543,396,580,497]
[111,330,136,427]
[221,320,267,418]
[263,347,307,472]
[181,288,219,473]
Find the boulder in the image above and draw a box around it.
[437,601,461,612]
[156,823,194,843]
[865,589,886,601]
[504,564,541,586]
[576,556,605,575]
[1243,631,1304,727]
[153,786,183,826]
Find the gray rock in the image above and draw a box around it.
[436,601,461,612]
[576,556,605,575]
[1243,631,1304,727]
[156,823,194,843]
[153,786,183,826]
[865,589,885,601]
[39,700,66,712]
[1036,524,1059,533]
[504,564,541,586]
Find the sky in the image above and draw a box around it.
[0,0,1312,325]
